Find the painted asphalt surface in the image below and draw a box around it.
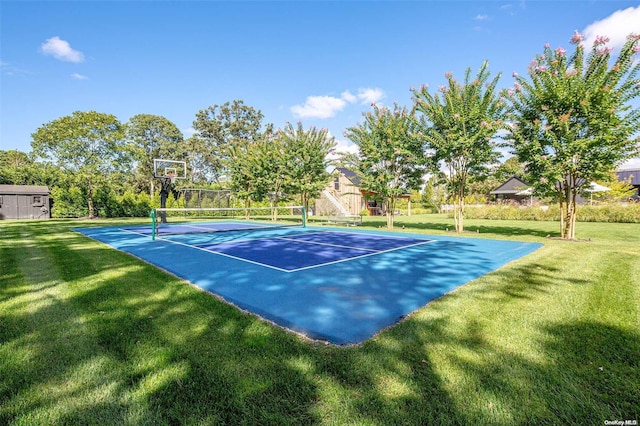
[74,224,542,345]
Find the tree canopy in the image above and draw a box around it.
[278,122,335,217]
[345,103,425,228]
[126,114,185,197]
[507,32,640,238]
[31,111,127,218]
[413,61,507,232]
[189,100,267,183]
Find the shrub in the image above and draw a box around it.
[50,185,88,218]
[458,203,639,223]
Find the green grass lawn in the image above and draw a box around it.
[1,216,638,425]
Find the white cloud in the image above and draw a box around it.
[582,6,640,50]
[71,73,88,80]
[291,95,347,119]
[40,36,84,63]
[290,87,385,119]
[474,14,489,21]
[341,90,357,103]
[356,87,385,105]
[327,134,359,161]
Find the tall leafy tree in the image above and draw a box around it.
[253,134,291,218]
[345,103,425,229]
[31,111,127,218]
[126,114,185,197]
[227,129,274,212]
[189,100,265,183]
[413,61,507,232]
[507,32,640,239]
[278,122,335,217]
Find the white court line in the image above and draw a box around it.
[166,230,330,247]
[152,235,292,273]
[286,239,436,273]
[275,236,380,252]
[130,228,436,273]
[118,227,152,238]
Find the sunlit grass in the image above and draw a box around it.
[1,217,638,424]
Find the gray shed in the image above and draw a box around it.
[0,185,51,220]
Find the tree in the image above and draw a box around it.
[126,114,185,197]
[507,32,640,239]
[227,129,275,212]
[345,103,425,229]
[278,122,335,218]
[413,61,507,232]
[189,100,266,183]
[31,111,127,218]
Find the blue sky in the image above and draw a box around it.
[2,1,640,168]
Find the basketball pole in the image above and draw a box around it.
[159,175,175,223]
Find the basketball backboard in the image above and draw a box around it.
[153,159,187,179]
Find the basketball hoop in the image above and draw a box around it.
[166,173,177,185]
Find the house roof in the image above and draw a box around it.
[0,185,49,195]
[335,167,362,187]
[490,176,530,195]
[616,169,640,186]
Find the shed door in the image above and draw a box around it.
[0,195,19,219]
[19,195,33,219]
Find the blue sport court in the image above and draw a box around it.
[74,223,542,345]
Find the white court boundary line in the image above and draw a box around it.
[192,231,436,273]
[275,236,378,252]
[122,227,436,273]
[282,239,436,273]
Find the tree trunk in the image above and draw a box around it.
[386,197,395,229]
[453,191,465,233]
[452,171,466,233]
[244,197,251,219]
[559,184,578,239]
[567,190,577,239]
[559,198,566,238]
[87,183,95,219]
[301,193,309,222]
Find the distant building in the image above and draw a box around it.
[489,176,533,203]
[0,185,50,220]
[616,169,639,198]
[315,168,367,216]
[315,168,411,216]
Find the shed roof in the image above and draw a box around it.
[334,167,362,187]
[490,176,530,195]
[0,185,49,195]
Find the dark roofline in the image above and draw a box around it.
[489,176,529,195]
[0,185,49,195]
[334,167,362,187]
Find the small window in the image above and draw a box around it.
[32,195,43,206]
[0,195,3,205]
[334,177,340,191]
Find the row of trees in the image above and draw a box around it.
[344,32,640,238]
[2,32,639,239]
[13,100,335,219]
